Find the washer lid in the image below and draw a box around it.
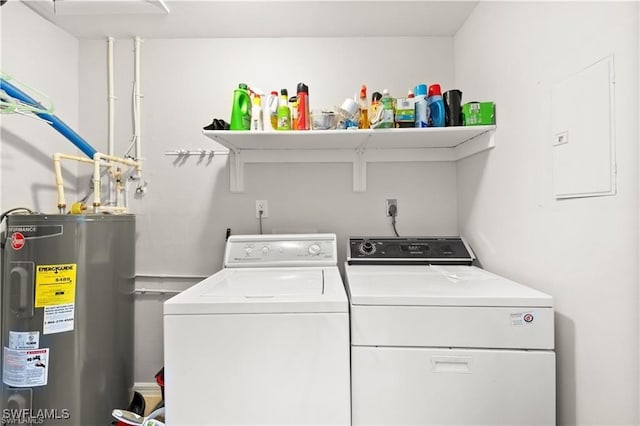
[165,267,348,314]
[202,269,321,297]
[345,265,553,307]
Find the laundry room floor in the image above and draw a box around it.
[143,395,163,416]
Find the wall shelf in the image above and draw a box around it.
[203,125,496,192]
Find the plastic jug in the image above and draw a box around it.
[230,83,251,130]
[427,84,445,127]
[276,89,291,130]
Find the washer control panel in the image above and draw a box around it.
[225,234,337,267]
[347,237,475,265]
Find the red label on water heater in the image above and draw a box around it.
[11,232,25,250]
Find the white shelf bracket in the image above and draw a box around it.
[454,129,496,160]
[229,148,244,193]
[353,148,367,192]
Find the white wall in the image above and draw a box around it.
[455,2,639,425]
[78,36,458,382]
[6,3,638,421]
[0,1,81,212]
[7,4,639,421]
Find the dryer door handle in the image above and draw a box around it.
[431,355,472,374]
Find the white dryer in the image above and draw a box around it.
[164,234,350,426]
[346,237,555,426]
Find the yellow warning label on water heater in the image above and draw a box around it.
[35,264,77,307]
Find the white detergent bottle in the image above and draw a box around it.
[414,84,428,128]
[265,90,279,131]
[262,92,276,131]
[250,95,263,131]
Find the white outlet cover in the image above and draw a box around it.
[255,200,269,218]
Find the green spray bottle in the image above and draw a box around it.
[230,83,251,130]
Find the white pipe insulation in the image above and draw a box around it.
[92,153,141,212]
[107,36,116,204]
[53,153,107,214]
[107,37,115,157]
[155,0,170,14]
[134,37,142,169]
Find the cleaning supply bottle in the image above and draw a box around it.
[358,85,369,129]
[369,91,382,127]
[230,83,251,130]
[345,95,359,129]
[267,91,279,130]
[263,96,275,131]
[290,96,299,130]
[276,89,291,130]
[250,94,263,131]
[427,83,445,127]
[414,84,428,128]
[378,89,395,129]
[296,83,310,130]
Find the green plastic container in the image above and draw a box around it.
[377,91,395,129]
[462,101,495,126]
[230,83,251,130]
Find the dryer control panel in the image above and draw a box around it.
[347,237,475,265]
[225,234,337,268]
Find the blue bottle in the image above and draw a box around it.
[427,84,445,127]
[414,84,428,128]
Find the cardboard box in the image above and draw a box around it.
[462,102,495,126]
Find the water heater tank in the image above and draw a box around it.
[1,214,135,425]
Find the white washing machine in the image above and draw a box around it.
[164,234,350,426]
[346,237,555,426]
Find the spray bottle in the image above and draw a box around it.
[358,85,369,129]
[267,91,279,130]
[369,91,382,127]
[230,83,251,130]
[289,96,299,130]
[250,94,263,131]
[263,96,275,131]
[296,83,310,130]
[276,89,291,130]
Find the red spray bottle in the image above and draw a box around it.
[296,83,310,130]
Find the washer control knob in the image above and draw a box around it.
[245,247,253,255]
[262,246,269,255]
[359,241,376,255]
[441,245,453,255]
[308,244,321,255]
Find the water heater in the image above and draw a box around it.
[1,214,135,425]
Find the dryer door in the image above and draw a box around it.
[351,346,555,426]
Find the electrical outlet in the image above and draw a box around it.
[386,199,398,217]
[255,200,269,218]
